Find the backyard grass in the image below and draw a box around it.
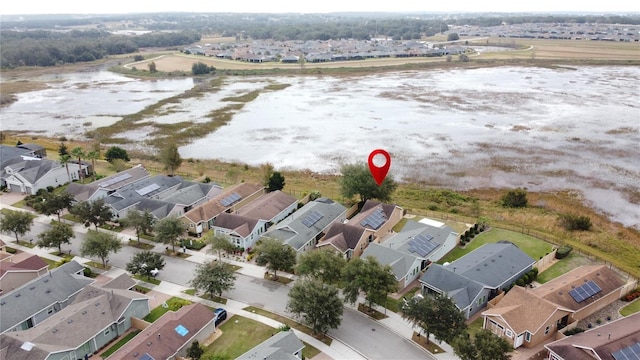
[467,316,484,338]
[620,299,640,317]
[536,253,595,283]
[203,316,278,359]
[99,330,140,358]
[386,287,419,313]
[243,306,332,346]
[143,297,191,323]
[438,228,553,265]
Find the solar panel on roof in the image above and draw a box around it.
[568,280,602,303]
[221,192,243,207]
[407,233,439,257]
[136,183,160,196]
[612,342,640,360]
[302,210,324,228]
[139,354,156,360]
[100,173,132,187]
[360,208,386,230]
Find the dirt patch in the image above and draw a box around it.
[202,328,222,347]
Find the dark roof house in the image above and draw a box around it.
[237,330,304,360]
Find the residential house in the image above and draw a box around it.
[3,158,89,194]
[316,200,403,259]
[263,198,347,255]
[420,242,536,319]
[0,261,93,334]
[103,175,221,221]
[211,213,268,250]
[235,190,298,225]
[15,143,46,158]
[482,265,627,348]
[382,218,458,268]
[361,242,422,291]
[236,330,305,360]
[0,146,33,189]
[65,165,150,202]
[181,183,265,236]
[107,303,215,360]
[0,253,48,295]
[545,312,640,360]
[0,283,150,360]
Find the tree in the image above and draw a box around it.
[70,199,112,230]
[32,191,74,222]
[186,340,204,360]
[190,261,236,298]
[287,279,343,335]
[58,141,68,156]
[254,238,296,280]
[447,33,460,41]
[267,171,285,192]
[104,146,130,164]
[402,294,467,344]
[80,230,122,267]
[37,222,74,254]
[122,209,154,244]
[86,150,100,180]
[126,251,165,280]
[452,330,513,360]
[206,233,235,261]
[148,61,157,73]
[340,162,397,203]
[161,143,182,176]
[59,154,72,183]
[296,248,346,285]
[0,210,34,244]
[70,146,86,183]
[501,188,528,208]
[154,216,184,253]
[342,257,397,311]
[192,62,214,75]
[261,162,274,188]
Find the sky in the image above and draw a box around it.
[1,0,638,15]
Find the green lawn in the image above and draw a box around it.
[620,299,640,316]
[467,316,484,338]
[537,253,594,283]
[243,306,332,346]
[438,228,553,265]
[100,330,140,358]
[143,297,191,323]
[203,315,278,359]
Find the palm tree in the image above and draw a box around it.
[59,154,72,183]
[70,147,86,183]
[86,150,100,180]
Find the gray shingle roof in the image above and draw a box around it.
[362,242,419,280]
[237,331,304,360]
[419,264,485,310]
[0,261,94,333]
[384,220,457,260]
[236,191,297,221]
[263,199,346,251]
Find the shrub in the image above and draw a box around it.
[558,213,593,231]
[555,246,573,259]
[83,267,93,277]
[516,278,525,287]
[564,327,585,336]
[501,188,528,208]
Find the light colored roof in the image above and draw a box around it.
[0,261,94,333]
[362,242,419,280]
[545,313,640,360]
[384,219,457,260]
[237,331,304,360]
[349,200,399,230]
[66,165,150,201]
[108,303,215,360]
[236,190,297,221]
[264,198,347,251]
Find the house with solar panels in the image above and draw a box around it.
[181,183,265,236]
[381,219,458,268]
[102,174,221,221]
[262,198,347,255]
[482,264,627,349]
[316,200,403,259]
[419,242,535,319]
[545,312,640,360]
[65,165,150,203]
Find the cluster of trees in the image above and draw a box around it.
[402,294,512,359]
[191,62,216,75]
[558,213,592,231]
[0,30,200,68]
[501,188,528,208]
[340,162,397,203]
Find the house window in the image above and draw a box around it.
[544,325,550,335]
[505,329,513,338]
[525,332,531,342]
[47,307,54,315]
[104,328,110,336]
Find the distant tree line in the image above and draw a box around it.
[447,14,640,27]
[0,30,200,68]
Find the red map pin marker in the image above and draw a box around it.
[368,149,391,186]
